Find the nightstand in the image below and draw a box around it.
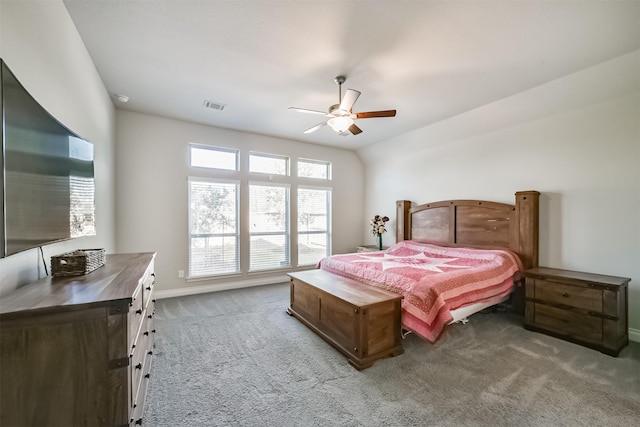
[356,245,387,253]
[523,267,629,356]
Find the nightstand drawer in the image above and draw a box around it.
[533,279,602,312]
[533,303,602,342]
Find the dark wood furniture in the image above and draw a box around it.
[396,191,540,270]
[523,267,629,356]
[396,191,540,313]
[0,252,156,427]
[287,269,404,370]
[287,191,540,355]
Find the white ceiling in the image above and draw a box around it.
[63,0,640,151]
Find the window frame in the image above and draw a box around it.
[189,143,239,171]
[248,181,291,272]
[249,152,290,176]
[187,176,240,278]
[297,158,332,180]
[297,185,332,266]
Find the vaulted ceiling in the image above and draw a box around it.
[63,0,640,150]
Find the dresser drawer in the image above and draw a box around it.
[532,303,602,343]
[533,278,602,312]
[130,322,150,405]
[129,285,144,346]
[142,264,155,311]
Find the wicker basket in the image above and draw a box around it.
[51,249,106,277]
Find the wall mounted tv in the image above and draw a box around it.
[1,59,95,258]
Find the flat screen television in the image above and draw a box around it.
[1,59,95,258]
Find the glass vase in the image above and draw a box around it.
[377,233,383,250]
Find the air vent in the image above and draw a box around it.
[203,100,226,111]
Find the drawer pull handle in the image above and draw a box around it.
[135,418,143,425]
[145,373,151,379]
[136,309,143,315]
[144,331,149,336]
[135,363,142,370]
[148,314,153,319]
[148,350,153,356]
[152,329,156,333]
[146,286,152,291]
[561,292,569,297]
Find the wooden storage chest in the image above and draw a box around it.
[287,269,403,370]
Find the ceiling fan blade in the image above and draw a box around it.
[355,110,396,119]
[339,89,361,112]
[348,123,363,135]
[289,107,329,116]
[303,122,326,134]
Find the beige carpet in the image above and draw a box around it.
[144,283,640,426]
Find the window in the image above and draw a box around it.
[249,153,288,175]
[70,176,96,237]
[298,187,331,265]
[249,183,290,270]
[188,178,239,277]
[297,158,331,180]
[187,144,333,276]
[190,145,238,171]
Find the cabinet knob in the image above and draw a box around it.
[135,363,142,370]
[148,350,153,356]
[148,314,153,319]
[135,418,143,425]
[136,309,143,315]
[145,373,151,379]
[146,286,151,291]
[143,331,149,336]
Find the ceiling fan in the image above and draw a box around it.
[289,76,396,136]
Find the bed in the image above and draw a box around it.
[317,190,540,343]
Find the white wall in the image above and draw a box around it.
[0,1,116,295]
[359,51,640,337]
[115,111,364,295]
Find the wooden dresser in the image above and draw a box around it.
[523,267,629,356]
[287,269,403,370]
[0,252,156,426]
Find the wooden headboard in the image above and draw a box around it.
[396,191,540,269]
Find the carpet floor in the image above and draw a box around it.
[144,283,640,426]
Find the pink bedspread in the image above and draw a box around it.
[318,241,522,342]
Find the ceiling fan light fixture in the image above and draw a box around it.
[327,116,354,133]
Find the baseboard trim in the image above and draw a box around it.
[155,275,290,300]
[629,327,640,343]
